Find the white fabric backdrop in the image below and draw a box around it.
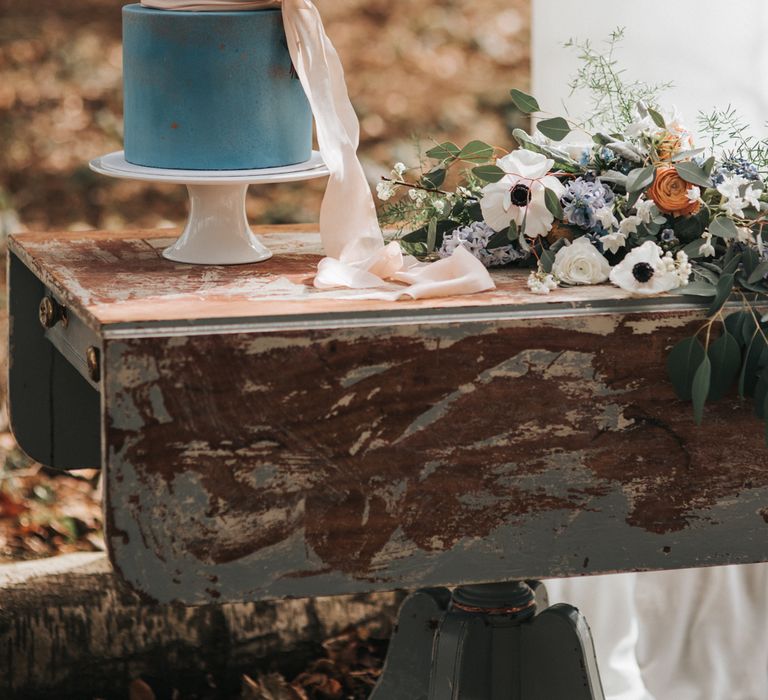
[533,4,768,697]
[545,566,768,700]
[532,0,768,139]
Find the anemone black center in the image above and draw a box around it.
[510,183,532,207]
[632,262,655,283]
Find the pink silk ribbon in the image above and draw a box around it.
[141,0,495,299]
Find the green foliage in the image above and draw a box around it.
[691,355,711,425]
[710,217,739,240]
[420,167,446,189]
[537,117,571,142]
[458,141,494,163]
[674,161,711,188]
[667,336,706,401]
[400,219,458,252]
[425,142,460,160]
[544,188,563,218]
[510,89,540,114]
[383,28,768,443]
[707,330,741,400]
[565,27,673,130]
[707,272,735,316]
[626,165,655,193]
[472,164,505,183]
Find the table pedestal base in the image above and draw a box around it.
[371,581,604,700]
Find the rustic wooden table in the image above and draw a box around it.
[8,226,768,697]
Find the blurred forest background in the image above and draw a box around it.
[0,0,529,560]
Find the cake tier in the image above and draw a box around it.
[122,4,312,170]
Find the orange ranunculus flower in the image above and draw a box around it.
[648,166,701,217]
[656,133,683,161]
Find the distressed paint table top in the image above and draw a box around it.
[9,227,768,606]
[9,227,701,331]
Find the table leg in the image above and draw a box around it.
[370,581,605,700]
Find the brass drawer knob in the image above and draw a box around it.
[39,296,67,329]
[86,346,101,383]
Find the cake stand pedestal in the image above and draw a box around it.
[89,151,330,265]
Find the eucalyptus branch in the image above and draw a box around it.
[382,177,450,196]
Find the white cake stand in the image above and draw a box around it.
[89,151,330,265]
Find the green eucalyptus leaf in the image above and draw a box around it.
[755,368,768,419]
[670,148,706,163]
[606,141,644,163]
[724,311,750,348]
[710,216,739,240]
[426,218,438,253]
[694,265,720,286]
[742,246,760,277]
[681,239,706,260]
[674,161,712,188]
[669,279,716,296]
[737,273,768,294]
[626,165,656,193]
[598,170,629,188]
[425,141,460,161]
[544,187,564,218]
[748,261,768,285]
[707,272,735,317]
[673,209,708,242]
[458,140,494,163]
[648,107,666,128]
[741,313,759,346]
[667,336,707,401]
[723,250,743,275]
[540,247,556,274]
[486,228,510,250]
[421,167,446,189]
[537,117,571,142]
[702,156,716,177]
[472,164,505,183]
[739,331,768,398]
[507,220,518,242]
[692,355,711,424]
[401,219,457,247]
[707,330,742,400]
[627,189,642,210]
[510,89,540,114]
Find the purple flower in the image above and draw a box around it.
[561,177,615,233]
[438,222,525,268]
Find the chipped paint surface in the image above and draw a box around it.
[9,228,723,330]
[103,312,768,604]
[12,228,768,604]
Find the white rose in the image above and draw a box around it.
[552,237,610,285]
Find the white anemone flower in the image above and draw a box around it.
[609,241,683,296]
[480,150,565,238]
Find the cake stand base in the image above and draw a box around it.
[163,184,272,265]
[89,151,330,266]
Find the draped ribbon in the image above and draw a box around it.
[141,0,495,299]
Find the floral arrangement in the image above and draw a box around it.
[378,31,768,440]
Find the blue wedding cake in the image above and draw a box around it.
[122,4,312,170]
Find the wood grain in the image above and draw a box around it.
[13,227,766,605]
[102,309,768,603]
[9,228,708,329]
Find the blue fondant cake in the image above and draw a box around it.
[122,4,312,170]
